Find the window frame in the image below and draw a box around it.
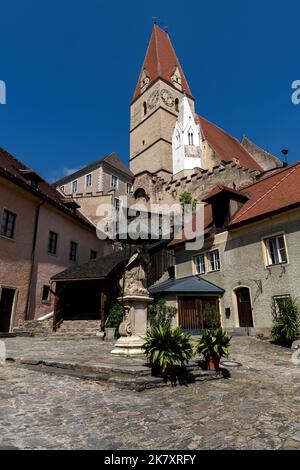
[207,249,221,273]
[111,175,119,189]
[272,294,291,319]
[41,285,51,304]
[194,254,205,275]
[72,180,78,193]
[263,233,288,267]
[188,128,194,146]
[0,208,17,240]
[48,231,58,255]
[69,240,78,262]
[114,198,121,212]
[127,183,133,195]
[85,173,92,188]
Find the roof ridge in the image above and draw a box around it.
[233,164,300,222]
[154,25,161,77]
[197,115,262,171]
[239,161,300,191]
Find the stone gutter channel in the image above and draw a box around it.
[5,357,227,392]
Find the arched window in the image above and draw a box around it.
[176,130,181,148]
[143,101,147,116]
[175,98,179,112]
[188,128,194,146]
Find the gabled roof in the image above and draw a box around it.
[196,115,263,172]
[202,184,250,203]
[54,152,134,186]
[169,162,300,247]
[132,24,193,101]
[51,250,128,281]
[149,275,224,295]
[0,146,95,230]
[229,162,300,227]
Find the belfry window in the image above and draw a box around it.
[143,102,147,116]
[188,128,194,146]
[175,98,179,112]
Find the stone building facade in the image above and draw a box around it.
[152,164,300,335]
[55,152,134,225]
[0,147,112,331]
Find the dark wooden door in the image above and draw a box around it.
[178,297,219,331]
[236,287,253,327]
[0,288,15,332]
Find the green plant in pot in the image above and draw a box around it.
[143,324,193,376]
[270,297,300,345]
[196,328,231,370]
[105,304,124,339]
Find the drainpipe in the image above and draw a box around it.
[25,199,45,320]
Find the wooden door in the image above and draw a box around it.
[178,297,199,330]
[236,287,253,327]
[0,288,15,332]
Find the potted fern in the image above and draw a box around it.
[143,324,193,376]
[270,297,300,345]
[196,328,231,370]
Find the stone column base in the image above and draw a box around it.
[111,335,145,356]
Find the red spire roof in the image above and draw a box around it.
[132,24,193,102]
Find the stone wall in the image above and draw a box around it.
[133,161,259,206]
[173,208,300,331]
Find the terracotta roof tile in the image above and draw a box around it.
[196,115,263,171]
[54,152,133,186]
[133,25,192,101]
[0,146,96,230]
[229,162,300,227]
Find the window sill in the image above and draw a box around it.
[0,234,15,242]
[266,262,288,268]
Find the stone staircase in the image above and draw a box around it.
[53,320,101,339]
[13,319,101,339]
[13,320,53,337]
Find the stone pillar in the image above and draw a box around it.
[111,295,153,356]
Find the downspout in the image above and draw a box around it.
[25,199,45,320]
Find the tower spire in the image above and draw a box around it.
[132,24,193,102]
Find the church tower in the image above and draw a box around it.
[172,95,202,176]
[130,24,195,179]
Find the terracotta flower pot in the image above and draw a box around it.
[205,356,220,371]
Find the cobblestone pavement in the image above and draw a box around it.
[0,336,300,450]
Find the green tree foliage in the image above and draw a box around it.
[148,300,177,328]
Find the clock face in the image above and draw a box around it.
[160,89,174,107]
[147,90,159,109]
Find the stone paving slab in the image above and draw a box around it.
[3,337,223,390]
[0,336,300,449]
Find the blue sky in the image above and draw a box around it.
[0,0,299,181]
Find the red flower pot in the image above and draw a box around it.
[205,356,220,371]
